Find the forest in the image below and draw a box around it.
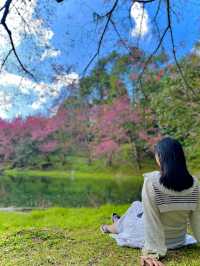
[1,48,200,171]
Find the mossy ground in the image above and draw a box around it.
[0,205,199,266]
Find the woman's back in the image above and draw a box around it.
[161,210,189,248]
[142,171,200,258]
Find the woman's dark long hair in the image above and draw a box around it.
[154,137,193,191]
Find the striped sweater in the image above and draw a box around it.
[141,171,200,259]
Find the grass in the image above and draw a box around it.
[0,205,199,265]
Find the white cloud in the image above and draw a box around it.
[0,70,79,118]
[31,98,47,110]
[191,43,200,56]
[0,0,37,49]
[55,72,79,87]
[0,0,61,60]
[130,2,149,37]
[0,0,68,119]
[0,91,13,120]
[41,49,61,61]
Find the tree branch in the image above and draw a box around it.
[133,0,197,100]
[166,0,198,97]
[0,49,12,72]
[134,0,156,3]
[0,4,6,12]
[136,3,145,48]
[110,18,131,52]
[137,24,169,82]
[152,0,162,22]
[152,0,165,52]
[82,0,119,76]
[14,5,32,35]
[0,0,34,78]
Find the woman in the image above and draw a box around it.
[100,137,200,266]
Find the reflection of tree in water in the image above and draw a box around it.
[0,173,142,208]
[0,183,7,197]
[9,175,23,185]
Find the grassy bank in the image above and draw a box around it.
[0,206,199,265]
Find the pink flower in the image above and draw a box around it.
[94,139,119,157]
[39,140,59,153]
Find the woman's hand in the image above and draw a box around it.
[140,256,165,266]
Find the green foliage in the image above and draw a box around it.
[113,143,133,161]
[113,143,139,169]
[138,51,200,165]
[80,51,130,103]
[12,138,40,168]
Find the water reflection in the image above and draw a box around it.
[0,173,142,208]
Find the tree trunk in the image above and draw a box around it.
[134,143,141,170]
[106,153,113,167]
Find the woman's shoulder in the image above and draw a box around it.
[142,171,161,192]
[143,170,160,181]
[192,176,200,192]
[142,171,160,199]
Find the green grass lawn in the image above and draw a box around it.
[0,205,199,266]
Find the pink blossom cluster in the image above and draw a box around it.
[94,139,119,157]
[39,140,59,153]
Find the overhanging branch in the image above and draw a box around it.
[82,0,119,76]
[0,0,34,78]
[166,0,197,97]
[137,24,169,82]
[0,48,12,72]
[110,18,131,53]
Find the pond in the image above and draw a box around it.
[0,171,143,208]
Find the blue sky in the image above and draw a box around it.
[0,0,200,120]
